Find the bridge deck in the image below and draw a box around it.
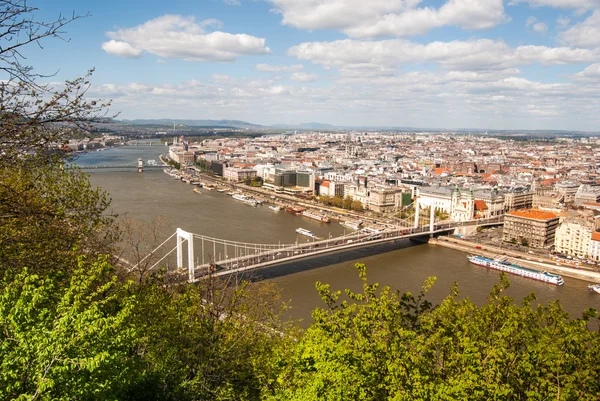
[197,227,455,280]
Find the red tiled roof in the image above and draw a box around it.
[474,200,488,210]
[592,232,600,242]
[321,181,330,187]
[507,209,558,221]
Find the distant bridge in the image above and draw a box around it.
[79,164,165,170]
[129,211,504,283]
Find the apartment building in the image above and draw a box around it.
[502,209,559,248]
[554,217,595,259]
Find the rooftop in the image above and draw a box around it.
[507,209,558,221]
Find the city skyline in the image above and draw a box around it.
[22,0,600,131]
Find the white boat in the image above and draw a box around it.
[232,194,258,206]
[467,255,564,286]
[588,284,600,294]
[302,210,331,223]
[296,228,320,239]
[147,159,157,165]
[340,220,363,230]
[269,205,282,212]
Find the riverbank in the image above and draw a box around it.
[431,236,600,283]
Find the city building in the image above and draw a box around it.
[554,217,595,259]
[502,209,559,248]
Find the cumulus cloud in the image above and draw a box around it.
[288,38,600,72]
[290,72,318,82]
[256,63,303,72]
[572,63,600,81]
[559,11,600,48]
[102,14,270,62]
[526,16,548,33]
[102,40,142,58]
[267,0,508,38]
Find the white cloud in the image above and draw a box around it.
[572,63,600,81]
[510,0,600,12]
[102,14,270,62]
[533,22,549,33]
[526,16,547,33]
[223,0,241,5]
[290,72,318,82]
[256,63,303,72]
[556,16,571,28]
[559,11,600,47]
[101,40,142,58]
[267,0,508,38]
[288,38,600,72]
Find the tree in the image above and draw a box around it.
[350,200,364,212]
[266,264,600,400]
[126,273,294,401]
[0,1,117,279]
[331,196,343,208]
[343,195,353,210]
[0,257,138,400]
[521,238,529,247]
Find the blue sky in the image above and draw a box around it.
[18,0,600,130]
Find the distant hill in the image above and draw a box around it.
[270,122,340,130]
[118,119,265,129]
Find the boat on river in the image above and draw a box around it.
[467,255,564,285]
[340,220,363,230]
[589,284,600,294]
[232,194,258,206]
[193,188,201,194]
[269,205,282,212]
[296,228,320,239]
[301,210,330,223]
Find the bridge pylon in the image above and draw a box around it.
[176,228,195,282]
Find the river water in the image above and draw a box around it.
[79,142,600,324]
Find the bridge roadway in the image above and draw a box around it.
[194,225,451,281]
[190,215,504,281]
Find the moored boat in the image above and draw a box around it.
[269,205,282,212]
[340,220,363,230]
[232,193,258,206]
[588,284,600,294]
[467,255,564,285]
[295,228,321,239]
[301,210,330,223]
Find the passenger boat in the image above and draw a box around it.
[467,255,564,285]
[588,284,600,294]
[216,188,226,193]
[232,194,258,206]
[286,206,306,215]
[340,220,363,230]
[295,228,320,239]
[301,210,330,223]
[269,205,282,212]
[204,185,215,191]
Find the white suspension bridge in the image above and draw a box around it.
[129,207,504,283]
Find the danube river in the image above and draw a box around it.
[79,142,600,324]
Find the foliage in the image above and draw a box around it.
[266,264,600,400]
[195,158,211,172]
[0,256,137,400]
[124,274,294,401]
[0,160,117,280]
[521,238,529,247]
